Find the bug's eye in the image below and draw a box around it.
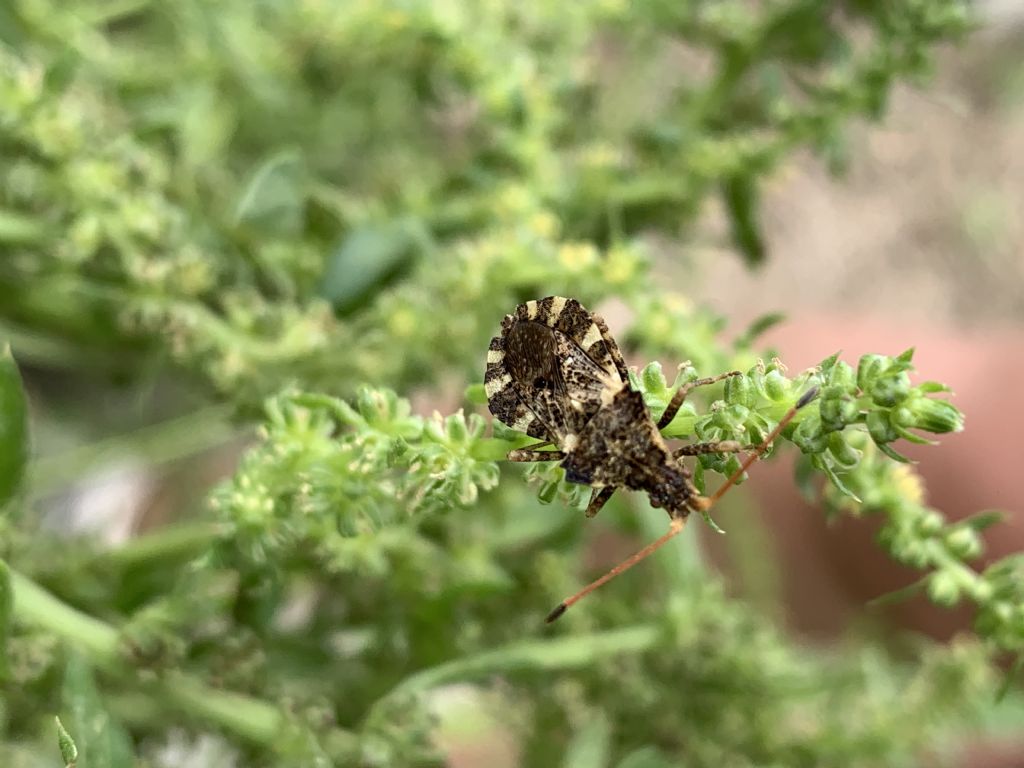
[533,376,549,389]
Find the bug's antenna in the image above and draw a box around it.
[706,385,820,506]
[546,516,688,623]
[546,386,820,624]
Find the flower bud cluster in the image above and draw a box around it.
[210,386,500,576]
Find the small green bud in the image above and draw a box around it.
[722,454,742,477]
[641,362,667,396]
[891,406,915,427]
[827,360,857,391]
[869,371,911,407]
[424,417,446,443]
[975,600,1012,638]
[971,580,994,603]
[905,398,964,434]
[866,410,898,445]
[819,395,858,432]
[897,540,930,569]
[818,398,842,432]
[792,414,827,454]
[723,404,750,428]
[857,354,890,390]
[927,571,962,607]
[839,399,859,424]
[445,411,469,443]
[764,369,788,402]
[724,374,754,407]
[698,451,730,475]
[820,384,847,401]
[945,527,982,560]
[745,420,767,448]
[917,510,945,536]
[357,386,385,423]
[827,432,861,468]
[55,717,78,767]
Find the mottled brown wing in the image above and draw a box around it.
[484,296,625,441]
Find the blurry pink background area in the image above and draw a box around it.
[674,11,1024,644]
[705,316,1024,641]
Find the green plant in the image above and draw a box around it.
[2,1,1021,766]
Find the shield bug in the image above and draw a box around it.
[485,296,817,622]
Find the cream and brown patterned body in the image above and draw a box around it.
[485,296,710,519]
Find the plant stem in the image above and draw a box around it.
[154,674,284,744]
[382,624,660,701]
[96,521,223,569]
[10,570,120,663]
[8,567,303,746]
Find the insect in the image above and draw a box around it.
[485,296,817,622]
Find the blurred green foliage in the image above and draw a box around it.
[2,0,1021,766]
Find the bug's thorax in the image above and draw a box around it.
[558,388,691,510]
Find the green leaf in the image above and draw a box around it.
[957,510,1004,532]
[816,351,840,376]
[877,441,913,464]
[866,576,928,608]
[56,716,79,767]
[693,461,706,495]
[792,454,819,503]
[699,507,726,535]
[734,312,786,349]
[0,343,28,508]
[233,150,307,237]
[812,454,862,504]
[319,219,426,314]
[62,653,135,768]
[722,175,766,267]
[893,425,937,446]
[562,714,611,768]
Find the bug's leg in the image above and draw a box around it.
[519,440,553,450]
[507,448,565,462]
[656,370,742,430]
[672,440,746,458]
[584,486,616,518]
[592,314,630,382]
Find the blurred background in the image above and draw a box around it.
[1,1,1023,766]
